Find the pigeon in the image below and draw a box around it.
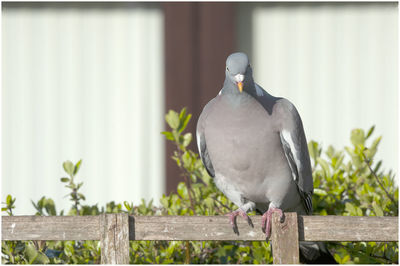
[196,52,336,263]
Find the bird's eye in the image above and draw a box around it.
[226,67,229,71]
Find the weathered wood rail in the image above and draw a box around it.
[2,213,398,264]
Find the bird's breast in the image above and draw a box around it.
[205,95,285,177]
[203,94,296,206]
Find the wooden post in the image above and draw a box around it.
[271,212,300,264]
[100,213,130,264]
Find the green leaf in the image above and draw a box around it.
[31,200,41,213]
[37,196,45,209]
[64,241,74,257]
[373,161,382,175]
[326,145,335,159]
[333,253,342,264]
[161,131,175,141]
[35,251,50,264]
[372,202,384,216]
[314,188,328,196]
[173,156,181,167]
[369,136,382,156]
[178,114,192,133]
[77,182,83,190]
[63,161,75,176]
[78,193,86,200]
[308,141,321,161]
[60,177,70,183]
[160,196,169,208]
[6,194,12,205]
[182,133,192,147]
[182,151,192,168]
[316,158,331,177]
[345,202,357,215]
[332,155,344,169]
[73,159,82,175]
[204,197,214,208]
[165,110,180,129]
[356,206,363,216]
[366,125,375,139]
[66,183,76,190]
[177,182,188,198]
[44,198,57,216]
[179,107,187,120]
[124,201,132,211]
[350,128,365,147]
[25,243,39,264]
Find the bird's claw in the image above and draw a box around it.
[261,207,284,240]
[226,209,253,235]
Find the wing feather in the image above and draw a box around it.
[250,85,314,214]
[278,100,314,214]
[196,99,216,178]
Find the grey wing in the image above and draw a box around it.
[196,100,216,178]
[278,99,314,214]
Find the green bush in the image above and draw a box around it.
[2,108,398,264]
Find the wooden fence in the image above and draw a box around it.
[2,213,398,264]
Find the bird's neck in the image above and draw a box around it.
[221,77,256,96]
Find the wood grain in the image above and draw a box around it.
[271,212,299,264]
[100,214,129,264]
[131,215,265,241]
[2,215,100,240]
[298,215,398,242]
[130,215,398,242]
[2,214,398,242]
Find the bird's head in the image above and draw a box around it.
[225,52,253,93]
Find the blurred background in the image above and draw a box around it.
[2,2,398,214]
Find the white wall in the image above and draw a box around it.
[237,3,398,175]
[2,3,165,214]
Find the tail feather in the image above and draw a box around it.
[299,242,337,264]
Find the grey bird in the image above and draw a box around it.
[196,52,336,264]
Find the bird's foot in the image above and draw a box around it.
[261,207,284,240]
[226,208,253,235]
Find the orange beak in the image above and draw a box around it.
[237,82,243,93]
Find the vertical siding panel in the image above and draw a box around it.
[108,9,125,201]
[138,11,150,200]
[29,8,63,201]
[147,9,165,201]
[2,4,165,214]
[133,10,146,202]
[2,9,35,208]
[80,9,105,207]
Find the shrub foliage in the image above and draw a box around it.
[2,108,398,264]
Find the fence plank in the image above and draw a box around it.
[100,213,129,264]
[271,212,299,264]
[130,215,398,242]
[130,215,264,241]
[2,215,398,242]
[298,215,398,242]
[2,216,100,240]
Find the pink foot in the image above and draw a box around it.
[226,209,254,235]
[261,207,284,240]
